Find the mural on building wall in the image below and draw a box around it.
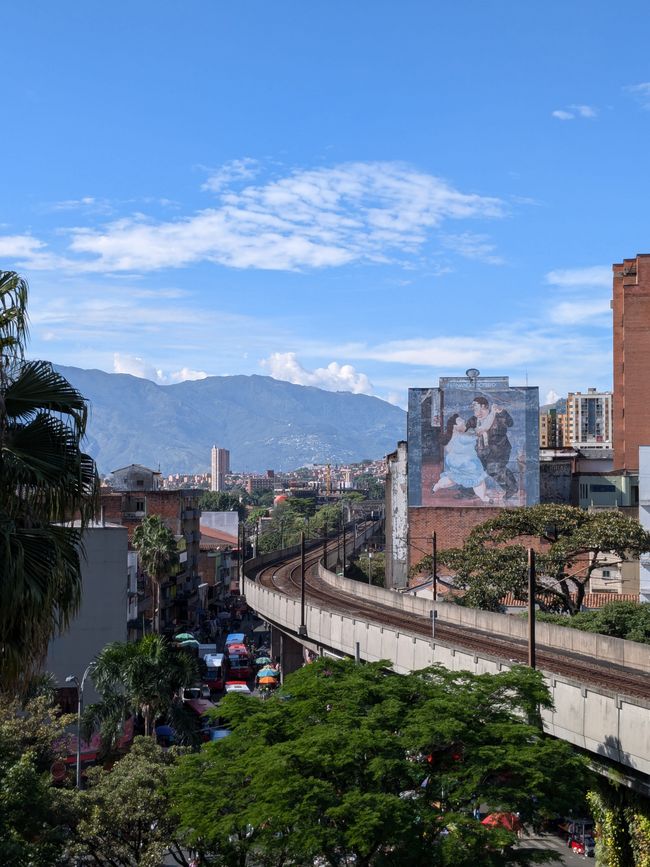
[408,374,539,508]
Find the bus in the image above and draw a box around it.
[202,653,225,692]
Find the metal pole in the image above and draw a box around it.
[528,547,536,669]
[430,609,436,661]
[342,522,347,575]
[299,531,307,635]
[323,520,328,570]
[75,683,82,790]
[432,532,438,602]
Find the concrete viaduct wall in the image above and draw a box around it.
[244,568,650,779]
[318,566,650,675]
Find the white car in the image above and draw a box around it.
[224,681,251,694]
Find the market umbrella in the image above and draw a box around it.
[174,632,195,642]
[253,623,270,633]
[255,656,272,665]
[257,668,278,678]
[258,676,277,685]
[177,639,200,649]
[481,812,522,832]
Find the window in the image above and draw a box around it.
[590,484,616,493]
[602,570,611,578]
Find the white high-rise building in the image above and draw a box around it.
[210,445,230,492]
[566,388,613,450]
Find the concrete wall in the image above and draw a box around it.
[46,524,128,702]
[244,573,650,777]
[386,442,409,589]
[315,565,650,674]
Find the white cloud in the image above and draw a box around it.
[572,104,597,118]
[113,353,209,384]
[548,299,611,325]
[625,82,650,109]
[545,390,560,405]
[552,104,597,120]
[545,265,611,288]
[260,352,373,394]
[441,232,504,265]
[0,234,46,257]
[15,161,505,274]
[201,158,259,192]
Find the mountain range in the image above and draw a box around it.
[56,366,406,475]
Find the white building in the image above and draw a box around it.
[210,446,230,492]
[566,389,613,450]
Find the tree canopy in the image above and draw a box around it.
[69,736,192,867]
[0,693,76,865]
[85,636,198,747]
[132,514,179,633]
[168,658,586,866]
[199,491,247,519]
[419,504,650,615]
[0,271,99,689]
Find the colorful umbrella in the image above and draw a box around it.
[255,656,272,665]
[174,632,195,642]
[258,676,278,685]
[257,668,278,678]
[481,812,522,832]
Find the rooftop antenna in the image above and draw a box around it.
[465,368,480,390]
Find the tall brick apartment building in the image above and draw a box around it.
[612,253,650,472]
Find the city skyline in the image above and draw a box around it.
[3,2,650,407]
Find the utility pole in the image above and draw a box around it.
[528,547,536,669]
[342,522,347,576]
[299,531,307,636]
[432,532,438,602]
[322,520,328,570]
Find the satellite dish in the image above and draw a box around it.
[465,368,480,379]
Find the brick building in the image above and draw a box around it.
[612,253,650,472]
[100,482,201,635]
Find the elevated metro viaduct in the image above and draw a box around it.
[243,525,650,796]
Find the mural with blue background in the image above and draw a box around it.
[408,376,539,508]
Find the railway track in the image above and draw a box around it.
[253,537,650,702]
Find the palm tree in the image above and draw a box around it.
[87,635,198,743]
[0,271,99,690]
[132,514,179,634]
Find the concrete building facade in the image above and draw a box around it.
[210,446,230,492]
[612,253,650,472]
[566,389,613,451]
[46,523,128,702]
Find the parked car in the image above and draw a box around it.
[225,681,252,695]
[569,836,595,858]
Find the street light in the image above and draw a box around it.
[65,662,95,789]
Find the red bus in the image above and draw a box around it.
[226,643,253,679]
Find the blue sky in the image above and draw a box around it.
[2,1,650,407]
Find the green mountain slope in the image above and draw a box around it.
[56,366,406,474]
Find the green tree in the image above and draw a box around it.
[86,636,198,744]
[0,271,99,690]
[69,736,192,866]
[132,514,179,633]
[347,551,385,586]
[417,504,650,615]
[0,693,76,865]
[169,659,585,866]
[354,472,385,499]
[536,600,650,644]
[245,506,268,529]
[199,491,246,520]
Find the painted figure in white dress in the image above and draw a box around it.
[432,413,491,503]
